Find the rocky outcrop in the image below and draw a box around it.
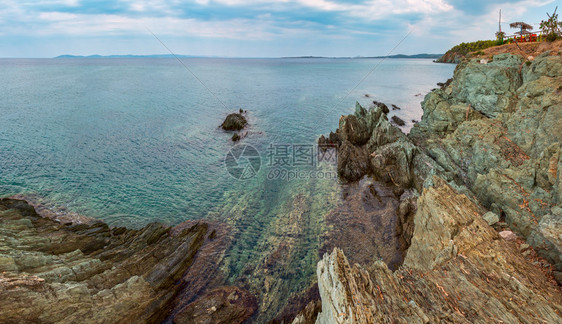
[221,112,247,131]
[308,49,562,323]
[313,178,562,323]
[0,198,255,323]
[409,52,562,273]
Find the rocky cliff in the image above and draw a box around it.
[307,49,562,322]
[0,198,256,324]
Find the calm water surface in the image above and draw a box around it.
[0,57,453,227]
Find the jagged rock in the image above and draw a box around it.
[337,140,370,181]
[408,54,562,267]
[314,178,562,323]
[339,114,369,146]
[448,54,523,118]
[0,198,235,323]
[369,139,416,188]
[372,100,389,114]
[306,46,562,324]
[221,113,247,131]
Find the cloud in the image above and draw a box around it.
[0,0,558,57]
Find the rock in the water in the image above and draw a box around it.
[221,113,247,131]
[482,211,500,225]
[372,100,390,114]
[390,115,406,126]
[391,104,401,110]
[232,133,241,141]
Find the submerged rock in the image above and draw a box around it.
[390,115,406,126]
[221,112,247,131]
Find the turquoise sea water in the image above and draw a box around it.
[1,57,455,319]
[0,57,453,227]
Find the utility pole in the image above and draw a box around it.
[499,9,502,33]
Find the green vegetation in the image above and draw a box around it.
[446,40,497,57]
[437,39,499,63]
[540,7,562,42]
[496,31,506,45]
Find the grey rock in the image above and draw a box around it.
[449,54,522,117]
[482,211,500,226]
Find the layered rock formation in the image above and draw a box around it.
[0,198,255,324]
[314,178,562,323]
[309,50,562,322]
[409,52,562,274]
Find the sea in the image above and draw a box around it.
[0,57,454,318]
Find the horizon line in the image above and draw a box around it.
[0,53,444,60]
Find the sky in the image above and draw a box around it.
[0,0,558,58]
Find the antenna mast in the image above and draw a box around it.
[499,9,502,33]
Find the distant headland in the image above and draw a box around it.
[55,53,444,59]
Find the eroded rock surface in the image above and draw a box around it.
[314,179,562,323]
[0,198,255,324]
[309,50,562,323]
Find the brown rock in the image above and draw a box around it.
[173,286,257,324]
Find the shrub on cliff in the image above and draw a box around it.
[437,40,497,63]
[540,7,562,42]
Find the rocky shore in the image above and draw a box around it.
[0,198,255,324]
[302,48,562,322]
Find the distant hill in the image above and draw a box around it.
[55,53,444,59]
[55,54,211,59]
[282,54,443,59]
[368,53,444,59]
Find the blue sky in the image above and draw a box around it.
[0,0,557,57]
